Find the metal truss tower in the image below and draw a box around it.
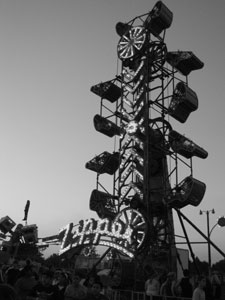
[86,1,208,284]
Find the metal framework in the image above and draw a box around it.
[87,1,208,282]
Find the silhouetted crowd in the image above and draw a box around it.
[0,259,110,300]
[145,268,223,300]
[0,259,224,300]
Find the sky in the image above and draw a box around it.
[0,0,225,264]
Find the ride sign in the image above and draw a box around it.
[58,208,147,258]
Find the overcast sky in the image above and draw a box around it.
[1,0,225,263]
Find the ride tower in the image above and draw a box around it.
[84,1,208,286]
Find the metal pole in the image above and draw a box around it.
[206,211,211,276]
[176,210,200,275]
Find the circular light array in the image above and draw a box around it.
[148,41,167,75]
[113,208,147,251]
[117,26,147,60]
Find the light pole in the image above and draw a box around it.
[199,208,215,275]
